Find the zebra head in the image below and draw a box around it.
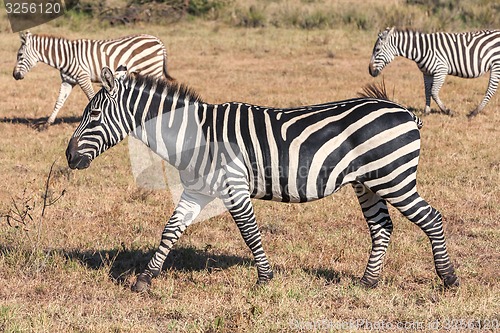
[369,27,397,77]
[13,31,38,80]
[66,66,131,170]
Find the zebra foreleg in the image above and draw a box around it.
[468,65,500,118]
[387,192,459,288]
[45,80,75,126]
[132,191,213,292]
[222,191,273,285]
[353,184,393,288]
[423,74,433,115]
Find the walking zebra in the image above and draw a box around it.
[369,27,500,117]
[66,66,459,292]
[13,31,172,126]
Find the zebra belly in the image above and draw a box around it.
[448,69,488,78]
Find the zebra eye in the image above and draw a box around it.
[90,109,101,118]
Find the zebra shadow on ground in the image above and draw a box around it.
[0,116,82,127]
[64,245,254,285]
[0,243,348,286]
[63,246,348,286]
[301,267,343,285]
[407,106,453,115]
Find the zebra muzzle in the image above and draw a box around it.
[368,64,380,77]
[13,70,24,80]
[66,137,91,170]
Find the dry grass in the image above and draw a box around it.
[0,12,499,333]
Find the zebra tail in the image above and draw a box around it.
[412,114,423,129]
[162,48,176,82]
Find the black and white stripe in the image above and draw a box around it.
[66,67,459,292]
[13,31,172,125]
[369,27,500,117]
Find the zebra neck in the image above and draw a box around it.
[130,87,204,169]
[33,35,71,71]
[395,30,422,61]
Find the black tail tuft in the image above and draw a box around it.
[412,114,423,129]
[162,49,176,82]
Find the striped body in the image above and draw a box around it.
[67,68,459,292]
[369,28,500,117]
[145,100,421,204]
[13,32,170,125]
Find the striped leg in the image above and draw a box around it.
[46,78,76,125]
[430,72,454,116]
[385,191,459,288]
[468,64,500,118]
[423,74,433,115]
[222,190,273,284]
[353,184,393,288]
[132,191,213,292]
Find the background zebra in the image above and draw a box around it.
[13,31,173,127]
[369,27,500,117]
[66,66,459,292]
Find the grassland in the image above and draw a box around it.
[0,3,499,332]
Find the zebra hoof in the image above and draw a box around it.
[443,275,460,289]
[445,109,456,117]
[131,273,152,293]
[467,110,479,119]
[256,270,274,285]
[32,121,50,131]
[359,277,378,289]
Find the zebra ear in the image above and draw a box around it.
[20,31,31,45]
[101,67,115,92]
[379,27,395,40]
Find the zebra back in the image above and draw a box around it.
[14,32,171,81]
[358,80,423,129]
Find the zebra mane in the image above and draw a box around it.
[126,73,205,103]
[29,33,150,43]
[358,81,423,129]
[357,80,389,100]
[394,27,420,33]
[30,33,68,41]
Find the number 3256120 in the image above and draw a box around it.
[5,2,61,14]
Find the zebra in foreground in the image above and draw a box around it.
[13,31,173,127]
[66,66,459,292]
[369,27,500,117]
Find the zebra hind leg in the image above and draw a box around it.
[430,73,455,116]
[468,65,500,118]
[385,191,459,288]
[353,184,393,288]
[222,191,273,285]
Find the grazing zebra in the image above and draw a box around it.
[369,27,500,117]
[13,31,172,126]
[66,66,459,292]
